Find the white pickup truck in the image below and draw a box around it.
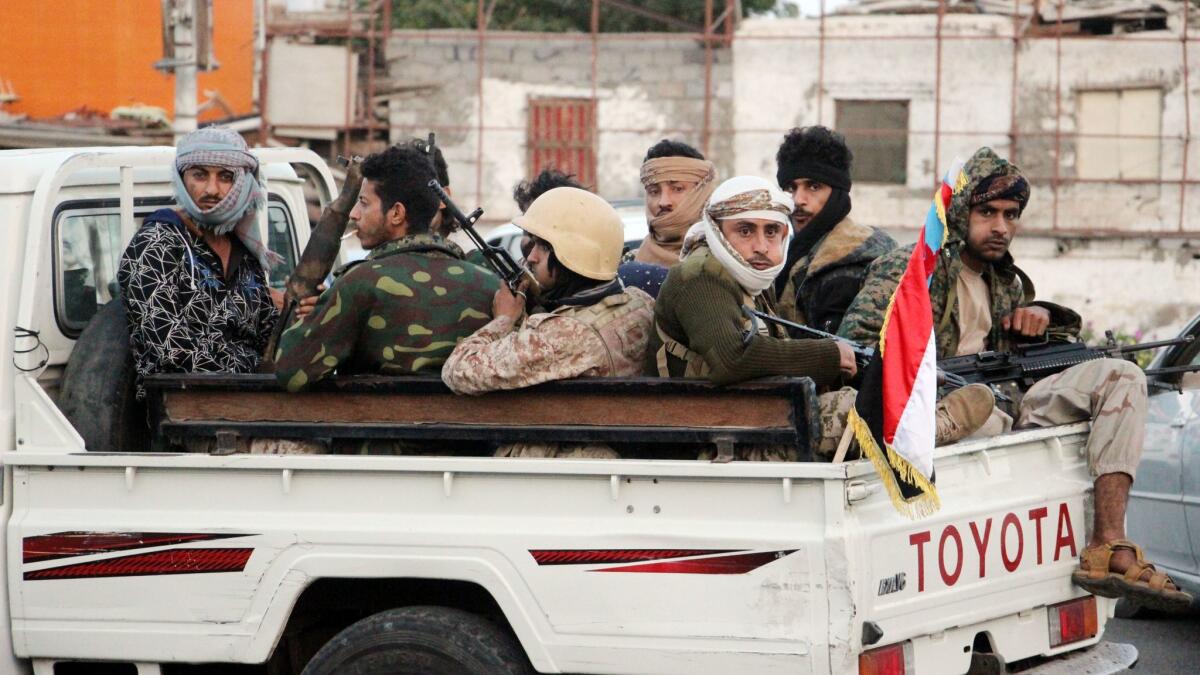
[0,146,1137,675]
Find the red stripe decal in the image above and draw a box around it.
[24,548,253,580]
[530,549,741,566]
[593,550,795,575]
[24,532,251,563]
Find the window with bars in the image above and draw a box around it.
[836,100,909,185]
[526,97,598,188]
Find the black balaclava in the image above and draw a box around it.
[774,151,853,296]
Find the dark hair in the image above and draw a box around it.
[643,138,704,162]
[397,136,450,186]
[513,169,585,213]
[360,145,438,234]
[775,126,853,191]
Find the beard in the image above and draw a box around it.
[965,235,1011,263]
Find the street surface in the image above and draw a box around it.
[1105,608,1200,674]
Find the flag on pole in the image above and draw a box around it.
[847,161,967,518]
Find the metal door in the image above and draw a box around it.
[526,97,597,189]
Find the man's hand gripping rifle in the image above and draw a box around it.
[427,179,536,297]
[740,307,975,390]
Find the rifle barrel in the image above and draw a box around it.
[1114,334,1194,353]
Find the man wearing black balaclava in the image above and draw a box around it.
[773,126,896,334]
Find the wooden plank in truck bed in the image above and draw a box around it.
[143,374,820,458]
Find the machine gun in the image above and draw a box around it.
[427,178,534,295]
[261,154,364,370]
[937,333,1197,391]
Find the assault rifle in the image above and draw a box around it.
[742,307,874,370]
[938,333,1197,391]
[427,179,532,295]
[741,307,975,391]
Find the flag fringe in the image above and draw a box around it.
[847,407,941,519]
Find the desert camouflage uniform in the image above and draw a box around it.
[442,285,654,459]
[839,147,1141,478]
[274,234,499,392]
[777,217,895,335]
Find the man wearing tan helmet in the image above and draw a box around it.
[442,187,655,458]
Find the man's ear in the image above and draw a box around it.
[387,201,408,227]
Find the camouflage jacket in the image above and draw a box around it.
[441,285,654,395]
[274,234,499,391]
[839,147,1080,356]
[776,216,896,334]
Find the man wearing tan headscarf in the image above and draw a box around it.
[628,139,717,267]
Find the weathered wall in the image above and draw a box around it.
[387,31,732,222]
[733,13,1199,234]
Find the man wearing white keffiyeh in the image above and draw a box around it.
[646,175,859,460]
[117,127,280,399]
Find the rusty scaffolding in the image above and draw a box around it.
[259,0,1197,234]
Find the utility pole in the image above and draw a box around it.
[156,0,217,144]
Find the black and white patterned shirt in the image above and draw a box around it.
[118,209,278,399]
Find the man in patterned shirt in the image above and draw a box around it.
[118,127,280,400]
[274,145,498,391]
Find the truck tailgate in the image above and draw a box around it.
[843,423,1102,674]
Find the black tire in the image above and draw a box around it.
[57,300,149,453]
[301,606,534,675]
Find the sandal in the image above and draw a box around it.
[1072,539,1194,613]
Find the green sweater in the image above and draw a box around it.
[647,247,843,386]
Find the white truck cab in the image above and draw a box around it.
[0,147,1136,675]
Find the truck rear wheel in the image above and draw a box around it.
[300,605,533,675]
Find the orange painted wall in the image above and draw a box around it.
[0,0,255,121]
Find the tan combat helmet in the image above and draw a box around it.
[513,187,623,281]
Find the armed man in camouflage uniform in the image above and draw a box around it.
[840,146,1191,611]
[773,126,895,334]
[442,187,654,459]
[274,145,498,392]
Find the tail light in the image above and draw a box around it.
[1048,596,1098,648]
[859,641,913,675]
